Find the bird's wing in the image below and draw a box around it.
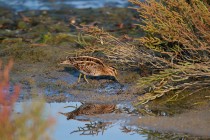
[73,61,102,75]
[67,56,106,66]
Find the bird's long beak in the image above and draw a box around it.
[114,76,120,83]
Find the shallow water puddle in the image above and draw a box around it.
[14,101,210,139]
[14,102,146,140]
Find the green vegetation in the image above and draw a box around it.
[130,0,210,103]
[75,0,210,104]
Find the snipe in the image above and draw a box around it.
[60,56,118,83]
[59,103,116,120]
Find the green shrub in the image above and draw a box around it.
[75,0,210,104]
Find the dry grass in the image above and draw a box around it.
[130,0,210,62]
[75,25,158,69]
[71,0,210,104]
[129,0,210,103]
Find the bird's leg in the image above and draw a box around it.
[78,73,82,83]
[83,74,89,83]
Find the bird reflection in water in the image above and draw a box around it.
[59,103,116,135]
[59,103,116,120]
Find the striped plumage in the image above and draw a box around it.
[60,56,118,83]
[59,103,116,120]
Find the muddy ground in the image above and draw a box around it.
[0,6,142,103]
[1,5,210,139]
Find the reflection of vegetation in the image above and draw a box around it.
[121,126,193,140]
[70,121,111,136]
[74,0,210,104]
[0,60,55,140]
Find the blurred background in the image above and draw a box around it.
[0,0,129,11]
